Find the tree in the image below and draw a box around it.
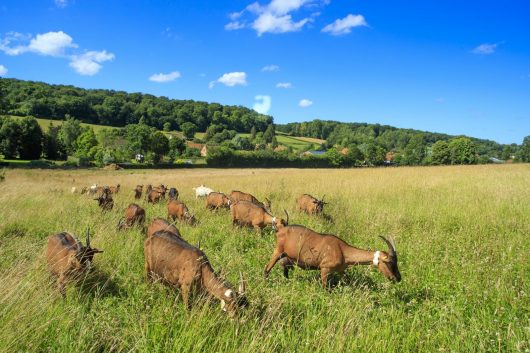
[58,116,82,155]
[231,135,252,150]
[250,125,257,140]
[0,116,20,158]
[163,122,171,132]
[18,116,43,159]
[150,131,170,164]
[168,136,186,159]
[75,128,98,157]
[263,124,275,143]
[403,134,426,165]
[515,136,530,162]
[363,142,386,166]
[431,140,450,165]
[126,123,153,155]
[449,137,477,164]
[180,122,197,139]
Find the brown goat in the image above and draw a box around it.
[229,190,271,211]
[297,194,327,215]
[94,187,114,211]
[134,185,143,200]
[231,201,288,233]
[206,192,231,210]
[152,184,167,199]
[109,184,121,194]
[117,203,146,230]
[147,190,163,204]
[167,200,197,225]
[146,218,182,239]
[264,225,401,287]
[144,230,248,313]
[46,230,103,295]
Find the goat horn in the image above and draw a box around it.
[238,271,246,294]
[86,228,91,248]
[284,209,289,225]
[379,235,396,258]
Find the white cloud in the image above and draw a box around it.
[210,71,247,88]
[69,50,114,76]
[0,64,7,76]
[276,82,292,88]
[226,0,325,36]
[253,95,272,114]
[149,71,181,83]
[262,64,279,72]
[1,31,114,76]
[299,98,313,107]
[225,21,246,31]
[322,14,367,35]
[54,0,69,8]
[471,43,497,55]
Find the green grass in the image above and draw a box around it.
[0,165,528,352]
[238,133,322,151]
[9,115,119,133]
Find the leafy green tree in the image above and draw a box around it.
[0,116,20,158]
[231,135,252,150]
[150,131,170,164]
[163,122,171,132]
[168,136,186,159]
[345,145,363,165]
[180,122,197,139]
[18,116,43,159]
[363,142,386,166]
[403,134,426,165]
[515,136,530,162]
[325,148,343,167]
[126,123,153,155]
[75,128,98,157]
[431,140,451,165]
[58,116,82,155]
[263,124,275,143]
[449,137,477,164]
[250,125,257,140]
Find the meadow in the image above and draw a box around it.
[0,165,528,352]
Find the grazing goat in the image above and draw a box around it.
[193,185,213,198]
[231,201,288,233]
[152,185,167,199]
[206,192,231,210]
[117,203,146,230]
[229,190,271,211]
[144,231,248,313]
[147,190,164,204]
[88,184,99,195]
[46,230,103,295]
[297,194,327,215]
[134,185,143,200]
[109,184,121,194]
[94,187,114,211]
[264,225,401,287]
[147,218,183,239]
[167,200,197,226]
[168,187,179,200]
[80,186,88,195]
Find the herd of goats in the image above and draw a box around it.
[46,183,401,315]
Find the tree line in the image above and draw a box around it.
[0,78,272,133]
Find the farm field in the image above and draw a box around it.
[0,165,528,352]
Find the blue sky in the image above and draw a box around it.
[0,0,529,144]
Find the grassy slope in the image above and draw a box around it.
[0,165,528,352]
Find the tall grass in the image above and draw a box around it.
[0,165,528,352]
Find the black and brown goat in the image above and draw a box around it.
[264,225,401,287]
[117,203,146,230]
[231,201,288,233]
[297,194,327,215]
[229,190,271,211]
[134,185,143,200]
[167,200,197,225]
[46,230,103,295]
[206,192,231,211]
[94,187,114,211]
[144,231,248,313]
[168,187,179,200]
[146,218,182,239]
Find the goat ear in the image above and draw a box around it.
[380,253,390,262]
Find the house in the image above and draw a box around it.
[301,150,326,157]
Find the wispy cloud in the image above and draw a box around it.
[0,30,114,76]
[262,64,279,72]
[69,51,114,76]
[0,64,7,76]
[253,95,272,114]
[149,71,181,83]
[209,71,247,88]
[54,0,69,8]
[471,43,498,55]
[322,14,367,35]
[299,98,313,107]
[226,0,329,36]
[276,82,292,88]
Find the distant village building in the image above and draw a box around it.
[301,150,326,157]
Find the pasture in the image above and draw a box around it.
[0,165,528,352]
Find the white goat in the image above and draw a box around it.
[193,185,213,198]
